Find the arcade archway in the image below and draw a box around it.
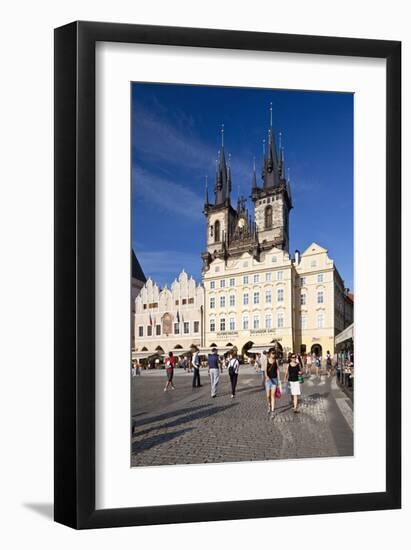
[311,343,323,357]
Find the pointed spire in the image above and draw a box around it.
[262,104,280,188]
[214,126,230,205]
[251,156,257,189]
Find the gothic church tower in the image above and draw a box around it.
[252,103,293,252]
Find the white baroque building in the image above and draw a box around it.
[134,270,204,354]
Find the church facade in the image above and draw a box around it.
[201,116,353,358]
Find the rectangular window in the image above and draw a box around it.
[300,293,306,306]
[220,296,226,308]
[229,317,236,331]
[301,315,307,330]
[143,304,147,310]
[194,321,199,333]
[254,274,260,283]
[243,275,249,284]
[229,295,235,307]
[317,314,324,329]
[147,325,152,336]
[265,315,272,329]
[138,326,143,337]
[311,260,317,268]
[242,317,249,330]
[317,273,324,283]
[265,290,272,304]
[220,279,225,288]
[182,298,187,305]
[210,319,215,332]
[188,298,194,304]
[277,288,284,302]
[174,323,179,334]
[253,315,260,329]
[277,271,284,281]
[272,256,277,263]
[265,272,272,282]
[243,293,249,306]
[210,281,215,289]
[210,297,215,309]
[220,318,226,331]
[183,322,189,334]
[155,325,161,336]
[253,292,260,305]
[317,291,324,304]
[300,277,306,286]
[229,278,235,287]
[175,300,179,305]
[277,313,284,328]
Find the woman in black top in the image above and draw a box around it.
[284,353,302,413]
[265,348,279,414]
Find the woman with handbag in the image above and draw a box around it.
[283,353,302,413]
[228,350,240,398]
[265,348,280,415]
[164,351,176,392]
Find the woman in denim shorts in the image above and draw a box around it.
[265,348,279,415]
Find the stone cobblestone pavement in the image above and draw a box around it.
[131,367,353,467]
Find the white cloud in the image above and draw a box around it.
[132,166,204,222]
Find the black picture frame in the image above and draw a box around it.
[54,21,401,529]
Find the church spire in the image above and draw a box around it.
[251,156,257,189]
[214,125,230,205]
[262,103,280,188]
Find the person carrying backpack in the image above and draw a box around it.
[228,350,240,398]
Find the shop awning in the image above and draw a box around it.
[335,323,354,345]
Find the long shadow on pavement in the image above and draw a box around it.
[133,403,239,439]
[132,403,212,430]
[132,428,194,454]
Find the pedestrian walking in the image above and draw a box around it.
[265,348,280,415]
[326,350,332,376]
[164,351,175,391]
[131,361,136,377]
[284,353,302,413]
[191,346,202,388]
[260,349,268,389]
[208,347,220,398]
[228,350,240,398]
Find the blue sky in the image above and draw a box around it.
[131,83,353,291]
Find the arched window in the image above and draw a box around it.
[265,205,273,229]
[214,220,220,242]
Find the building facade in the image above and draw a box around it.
[134,270,204,354]
[133,111,353,359]
[201,116,353,357]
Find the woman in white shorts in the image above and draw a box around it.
[284,353,302,413]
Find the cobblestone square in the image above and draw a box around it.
[131,367,353,467]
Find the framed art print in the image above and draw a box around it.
[54,21,401,529]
